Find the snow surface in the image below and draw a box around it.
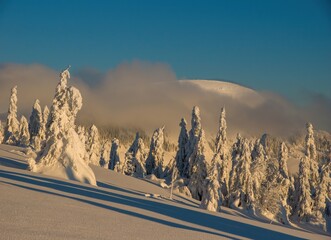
[0,144,329,240]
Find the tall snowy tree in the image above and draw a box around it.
[188,129,208,200]
[175,118,188,177]
[29,66,96,185]
[18,116,30,147]
[29,99,43,150]
[109,138,121,172]
[305,122,319,197]
[40,105,49,143]
[86,124,101,165]
[183,106,202,178]
[314,162,330,224]
[296,156,314,221]
[146,127,165,178]
[4,86,20,145]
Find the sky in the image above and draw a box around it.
[0,0,330,101]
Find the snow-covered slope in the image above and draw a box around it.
[180,79,265,107]
[0,144,329,240]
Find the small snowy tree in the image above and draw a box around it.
[77,126,86,145]
[200,161,221,212]
[109,138,121,172]
[279,142,289,179]
[29,99,43,150]
[86,124,102,165]
[183,106,202,178]
[4,86,20,145]
[0,121,4,143]
[29,66,96,185]
[18,116,30,147]
[100,139,111,168]
[188,129,208,200]
[146,127,165,178]
[175,118,188,177]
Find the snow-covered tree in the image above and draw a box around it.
[228,135,255,211]
[29,66,96,185]
[146,127,165,178]
[29,99,43,150]
[0,121,4,143]
[315,162,330,222]
[183,106,202,178]
[18,116,30,147]
[296,156,314,221]
[100,139,111,168]
[188,129,208,200]
[250,139,267,205]
[279,142,289,179]
[40,105,49,142]
[109,138,121,172]
[200,161,221,212]
[86,124,101,165]
[175,118,188,177]
[4,86,20,145]
[77,126,86,145]
[213,108,231,204]
[305,123,319,197]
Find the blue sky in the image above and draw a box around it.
[0,0,330,101]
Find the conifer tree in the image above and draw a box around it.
[175,118,188,177]
[29,99,43,150]
[146,127,165,178]
[4,86,20,145]
[109,138,121,172]
[18,116,30,147]
[86,124,101,165]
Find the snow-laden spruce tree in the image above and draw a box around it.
[4,86,20,145]
[250,139,267,205]
[29,99,43,150]
[40,105,49,143]
[296,156,314,221]
[200,160,221,212]
[77,125,86,146]
[183,106,202,178]
[305,123,319,197]
[123,133,147,177]
[0,121,4,143]
[279,142,289,179]
[213,108,231,204]
[228,135,255,211]
[109,138,121,172]
[18,116,30,147]
[175,118,188,177]
[188,129,208,200]
[28,67,96,186]
[86,124,101,166]
[146,127,165,178]
[100,139,111,168]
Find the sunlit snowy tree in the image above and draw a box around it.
[109,138,121,172]
[175,118,188,177]
[4,86,20,145]
[18,116,30,147]
[29,99,43,150]
[86,124,101,165]
[146,127,165,178]
[29,66,96,185]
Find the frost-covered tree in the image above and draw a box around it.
[0,121,4,143]
[188,129,208,200]
[175,118,188,177]
[250,140,267,205]
[29,99,43,150]
[296,156,314,221]
[229,135,255,211]
[109,138,121,172]
[183,106,202,178]
[305,123,319,197]
[77,126,86,145]
[100,139,111,168]
[4,86,20,145]
[146,127,165,178]
[18,116,30,147]
[86,124,101,165]
[40,105,49,141]
[279,142,289,179]
[200,161,221,212]
[315,162,330,223]
[212,108,230,204]
[29,66,96,185]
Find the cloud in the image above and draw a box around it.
[0,62,329,141]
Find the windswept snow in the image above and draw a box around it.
[0,144,329,240]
